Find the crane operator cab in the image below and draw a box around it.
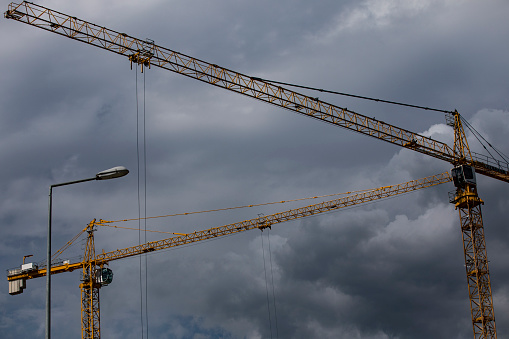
[95,268,113,286]
[451,165,477,188]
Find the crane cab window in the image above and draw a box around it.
[452,165,476,188]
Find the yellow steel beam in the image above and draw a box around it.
[451,183,497,338]
[7,172,451,283]
[7,261,83,281]
[5,2,509,182]
[94,172,452,264]
[3,2,487,170]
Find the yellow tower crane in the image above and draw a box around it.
[4,2,509,338]
[7,173,451,338]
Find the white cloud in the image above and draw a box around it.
[315,0,436,41]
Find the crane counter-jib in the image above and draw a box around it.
[7,261,83,281]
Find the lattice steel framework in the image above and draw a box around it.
[4,1,509,183]
[451,186,497,338]
[95,172,452,264]
[80,222,101,339]
[450,110,497,338]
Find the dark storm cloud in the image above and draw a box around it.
[1,1,509,338]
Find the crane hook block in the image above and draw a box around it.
[257,223,272,231]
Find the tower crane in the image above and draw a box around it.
[8,173,451,338]
[4,2,509,338]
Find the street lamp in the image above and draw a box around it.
[46,166,129,339]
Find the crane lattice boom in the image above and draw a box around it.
[4,1,509,184]
[8,171,451,283]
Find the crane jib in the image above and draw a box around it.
[5,1,509,184]
[7,172,452,282]
[0,3,452,160]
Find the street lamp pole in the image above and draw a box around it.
[46,166,129,339]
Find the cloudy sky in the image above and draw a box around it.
[1,0,509,338]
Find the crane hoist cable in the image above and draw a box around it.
[50,173,452,263]
[97,186,421,238]
[460,116,509,163]
[262,228,279,339]
[5,1,508,182]
[104,188,381,223]
[261,231,274,338]
[51,187,403,261]
[255,77,456,115]
[256,78,509,168]
[51,226,88,261]
[135,63,149,339]
[268,229,279,339]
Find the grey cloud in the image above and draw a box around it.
[1,1,509,338]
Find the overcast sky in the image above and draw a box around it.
[1,1,509,338]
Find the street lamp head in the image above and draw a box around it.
[95,166,129,180]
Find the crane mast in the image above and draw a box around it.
[451,183,496,338]
[8,173,451,338]
[80,222,102,339]
[4,2,508,338]
[449,113,496,338]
